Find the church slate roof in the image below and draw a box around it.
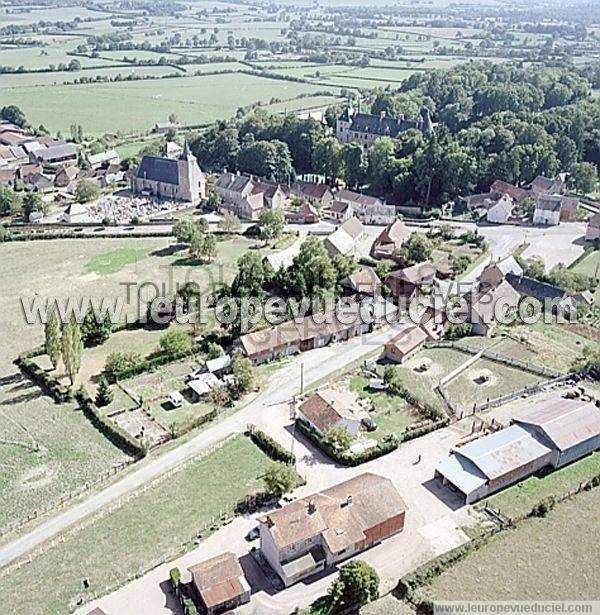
[136,156,179,185]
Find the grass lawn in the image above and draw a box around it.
[476,452,600,519]
[0,397,129,531]
[570,249,600,278]
[415,486,600,602]
[0,435,274,615]
[445,357,542,410]
[86,247,153,275]
[349,375,419,436]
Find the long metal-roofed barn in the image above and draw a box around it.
[436,398,600,504]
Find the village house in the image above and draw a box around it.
[186,552,250,615]
[385,261,436,303]
[29,142,79,167]
[328,200,353,222]
[298,389,366,437]
[86,149,119,169]
[384,326,428,363]
[0,168,16,187]
[324,216,365,257]
[371,220,412,260]
[163,141,183,160]
[533,193,579,225]
[340,268,381,298]
[54,165,79,188]
[258,473,406,587]
[216,172,287,220]
[0,129,28,146]
[505,272,575,315]
[286,201,319,224]
[336,104,433,148]
[486,194,514,224]
[26,172,54,193]
[436,397,600,504]
[468,279,520,337]
[334,189,396,225]
[529,175,565,199]
[291,180,334,208]
[479,256,523,291]
[238,297,397,364]
[489,179,529,205]
[0,145,28,167]
[132,141,206,204]
[586,212,600,241]
[153,120,184,134]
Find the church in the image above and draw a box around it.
[132,141,206,204]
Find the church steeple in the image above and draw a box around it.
[180,139,193,160]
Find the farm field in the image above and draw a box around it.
[0,435,274,615]
[1,72,340,134]
[478,452,600,519]
[414,486,600,602]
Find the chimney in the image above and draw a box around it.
[342,495,353,508]
[308,499,317,515]
[380,111,386,121]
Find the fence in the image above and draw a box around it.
[0,458,135,539]
[0,436,237,582]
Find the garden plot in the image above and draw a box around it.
[110,408,170,447]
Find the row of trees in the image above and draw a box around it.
[44,310,83,386]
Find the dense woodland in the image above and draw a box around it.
[189,62,599,209]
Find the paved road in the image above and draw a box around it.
[0,321,408,569]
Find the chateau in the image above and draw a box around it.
[336,104,433,148]
[132,141,206,204]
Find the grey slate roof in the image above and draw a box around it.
[505,273,566,302]
[536,193,563,212]
[349,112,419,138]
[34,143,78,161]
[136,156,179,185]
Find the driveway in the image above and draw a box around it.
[76,412,477,615]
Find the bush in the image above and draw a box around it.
[169,567,181,589]
[95,377,114,407]
[104,351,141,381]
[327,560,379,612]
[263,461,298,496]
[247,426,296,464]
[16,351,72,403]
[530,496,556,518]
[158,329,193,354]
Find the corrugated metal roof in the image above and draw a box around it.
[454,424,552,480]
[436,453,487,494]
[514,398,600,451]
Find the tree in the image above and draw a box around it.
[22,192,44,219]
[44,307,62,370]
[263,462,297,496]
[173,218,197,244]
[200,232,217,261]
[232,352,255,393]
[76,180,99,203]
[219,212,241,234]
[206,341,224,359]
[259,207,286,244]
[342,142,367,189]
[0,187,22,215]
[95,377,114,407]
[323,426,354,451]
[569,162,598,195]
[312,137,344,184]
[231,251,272,297]
[1,104,27,127]
[104,351,141,379]
[81,308,112,347]
[61,317,83,386]
[400,232,432,264]
[327,560,379,612]
[158,329,192,354]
